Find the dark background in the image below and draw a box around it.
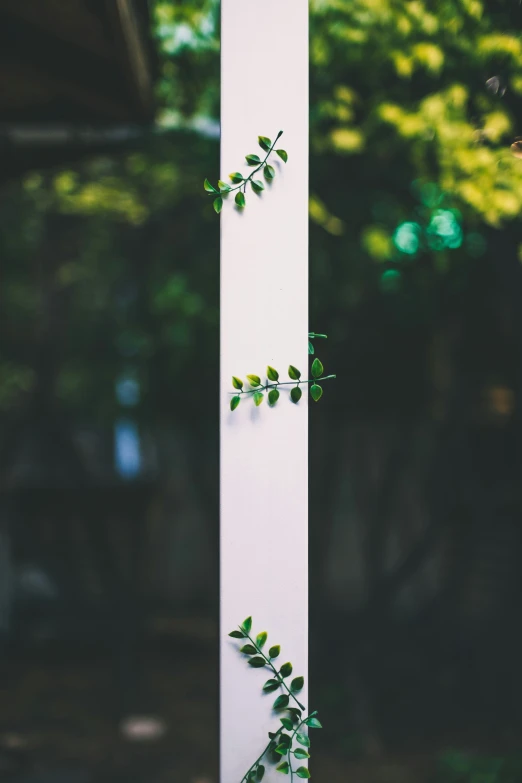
[1,0,522,781]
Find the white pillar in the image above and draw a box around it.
[220,1,309,781]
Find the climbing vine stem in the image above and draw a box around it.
[204,131,288,212]
[229,335,336,411]
[229,616,321,781]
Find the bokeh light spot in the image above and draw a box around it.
[427,209,463,249]
[393,222,421,255]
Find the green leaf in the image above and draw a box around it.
[288,708,302,722]
[267,366,279,381]
[311,358,324,378]
[269,645,280,659]
[246,375,262,387]
[251,180,264,193]
[263,679,280,692]
[294,749,310,759]
[273,694,290,710]
[232,376,243,390]
[275,744,288,756]
[291,676,304,692]
[305,717,322,729]
[276,149,288,162]
[296,733,310,747]
[213,196,223,213]
[246,154,262,165]
[280,718,293,731]
[308,341,314,355]
[240,644,257,655]
[218,180,232,192]
[264,164,275,180]
[268,388,280,406]
[242,617,252,634]
[288,365,301,380]
[280,662,293,678]
[230,395,241,411]
[229,172,244,183]
[248,656,266,668]
[276,762,289,774]
[291,386,302,404]
[256,631,267,648]
[235,191,246,208]
[296,767,311,778]
[229,630,245,638]
[204,178,218,193]
[279,733,292,747]
[257,765,265,781]
[258,136,272,152]
[310,384,323,402]
[253,391,264,406]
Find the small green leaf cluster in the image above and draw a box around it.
[230,345,335,412]
[204,131,288,212]
[229,616,322,781]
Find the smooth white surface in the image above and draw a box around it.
[220,1,309,780]
[220,0,308,783]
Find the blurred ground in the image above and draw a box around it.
[0,622,426,783]
[0,617,515,783]
[0,619,218,783]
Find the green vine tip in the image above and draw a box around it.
[308,333,327,354]
[204,131,287,212]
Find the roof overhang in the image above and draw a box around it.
[0,0,157,180]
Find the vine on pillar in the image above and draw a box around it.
[211,133,328,779]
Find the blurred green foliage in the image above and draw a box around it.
[1,0,521,424]
[311,0,522,227]
[436,751,522,783]
[0,134,220,423]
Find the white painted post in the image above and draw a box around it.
[220,1,309,781]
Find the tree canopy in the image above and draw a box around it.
[1,0,521,425]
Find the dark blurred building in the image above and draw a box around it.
[0,0,156,182]
[0,0,159,703]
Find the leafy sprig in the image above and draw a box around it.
[229,335,335,411]
[204,131,288,212]
[229,616,322,781]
